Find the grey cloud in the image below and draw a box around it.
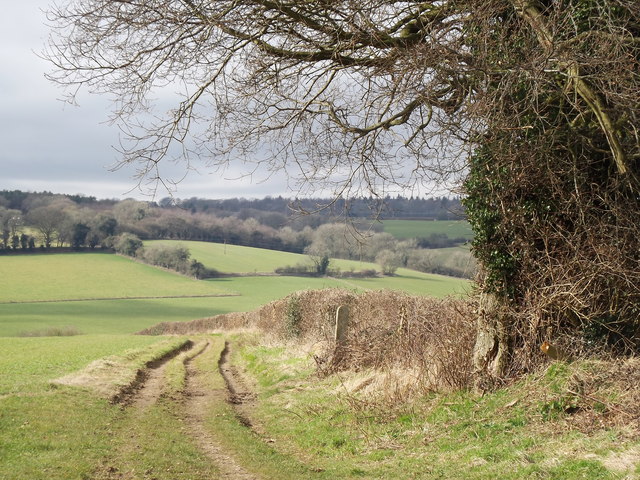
[0,2,295,200]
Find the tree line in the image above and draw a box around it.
[170,195,463,221]
[0,190,473,278]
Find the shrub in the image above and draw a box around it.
[113,233,143,257]
[275,264,314,275]
[376,249,404,276]
[188,259,208,279]
[141,244,190,271]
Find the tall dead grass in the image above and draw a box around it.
[139,289,476,399]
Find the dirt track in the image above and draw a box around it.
[101,339,260,480]
[181,340,258,479]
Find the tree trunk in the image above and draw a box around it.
[472,292,508,391]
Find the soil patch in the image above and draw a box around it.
[218,341,259,430]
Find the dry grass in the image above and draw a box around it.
[562,358,640,434]
[139,289,476,400]
[136,287,640,442]
[17,325,82,337]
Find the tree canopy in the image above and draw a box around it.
[45,0,640,379]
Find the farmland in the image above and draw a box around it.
[0,253,230,303]
[0,247,469,336]
[146,239,469,284]
[1,248,636,480]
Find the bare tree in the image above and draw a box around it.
[27,205,69,248]
[45,0,640,382]
[44,0,473,198]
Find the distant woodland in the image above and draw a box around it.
[0,190,472,278]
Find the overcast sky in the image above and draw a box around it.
[0,2,294,201]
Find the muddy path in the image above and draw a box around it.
[182,341,259,479]
[218,341,260,430]
[98,338,261,480]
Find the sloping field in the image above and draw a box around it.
[335,267,472,297]
[145,240,470,292]
[156,240,471,297]
[0,253,230,303]
[0,277,352,336]
[146,240,313,274]
[147,239,418,274]
[145,240,470,297]
[0,249,469,336]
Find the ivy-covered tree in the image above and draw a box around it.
[462,1,640,383]
[45,0,640,381]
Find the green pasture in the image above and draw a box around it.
[333,268,472,297]
[0,335,175,395]
[0,273,469,337]
[0,248,469,337]
[146,240,313,274]
[145,240,470,297]
[145,239,474,280]
[145,240,394,275]
[0,335,197,480]
[0,277,345,337]
[382,219,473,240]
[0,253,229,303]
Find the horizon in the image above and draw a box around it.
[0,187,462,204]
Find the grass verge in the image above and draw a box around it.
[231,335,640,480]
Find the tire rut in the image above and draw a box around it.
[218,341,264,435]
[183,340,260,479]
[98,338,261,480]
[111,339,194,406]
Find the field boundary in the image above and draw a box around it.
[0,293,241,305]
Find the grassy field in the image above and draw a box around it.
[2,329,637,480]
[0,334,212,480]
[146,239,401,274]
[146,240,312,274]
[146,239,471,287]
[1,249,637,479]
[0,253,230,303]
[0,278,346,336]
[0,250,469,336]
[0,270,468,337]
[382,219,473,240]
[146,240,470,296]
[0,335,181,395]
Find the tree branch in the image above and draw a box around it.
[512,0,631,178]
